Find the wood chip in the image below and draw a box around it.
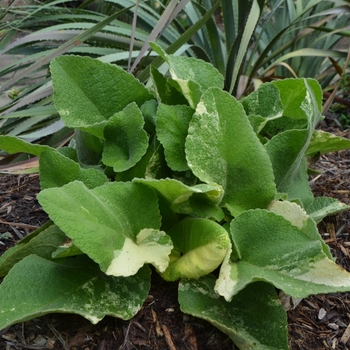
[340,244,349,257]
[340,324,350,344]
[161,324,176,350]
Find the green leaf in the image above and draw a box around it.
[216,209,350,301]
[0,225,67,277]
[150,66,188,106]
[241,83,284,119]
[0,135,51,156]
[72,130,104,166]
[141,99,158,134]
[37,181,173,276]
[115,138,160,182]
[0,255,151,329]
[241,83,284,133]
[40,149,108,190]
[305,197,350,224]
[156,104,194,171]
[186,87,276,216]
[265,129,314,205]
[102,102,149,172]
[272,78,323,122]
[161,218,230,281]
[264,79,323,206]
[179,276,289,350]
[134,178,224,220]
[150,42,224,108]
[267,200,332,259]
[306,130,350,156]
[50,55,153,138]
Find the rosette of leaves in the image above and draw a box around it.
[2,47,350,349]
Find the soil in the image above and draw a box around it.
[1,122,350,350]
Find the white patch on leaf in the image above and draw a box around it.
[196,101,207,115]
[105,229,173,277]
[296,258,350,287]
[215,244,237,302]
[268,200,308,229]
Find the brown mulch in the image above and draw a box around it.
[1,128,350,349]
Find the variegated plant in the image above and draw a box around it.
[1,47,350,349]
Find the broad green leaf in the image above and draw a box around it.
[150,66,188,106]
[265,130,314,206]
[216,209,350,301]
[134,178,224,220]
[241,84,284,134]
[0,135,51,156]
[72,130,104,166]
[40,149,108,190]
[0,225,67,277]
[102,102,149,172]
[268,200,332,259]
[50,55,153,138]
[179,277,289,350]
[265,79,322,207]
[0,255,151,329]
[247,114,267,134]
[115,137,160,182]
[305,196,350,224]
[141,99,158,134]
[241,83,284,119]
[156,104,194,171]
[150,42,224,108]
[306,130,350,156]
[37,181,173,276]
[144,142,172,180]
[272,78,323,122]
[161,218,230,281]
[186,87,276,216]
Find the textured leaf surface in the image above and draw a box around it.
[38,181,172,276]
[0,255,150,329]
[150,42,224,108]
[50,55,153,138]
[265,129,313,205]
[161,218,230,281]
[134,178,224,220]
[0,225,66,277]
[306,130,350,156]
[40,149,108,190]
[150,66,188,106]
[0,135,51,156]
[102,102,149,172]
[306,197,350,224]
[186,87,276,216]
[179,276,288,350]
[272,78,323,121]
[264,79,322,206]
[156,104,194,171]
[267,200,332,259]
[241,83,284,119]
[216,210,350,301]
